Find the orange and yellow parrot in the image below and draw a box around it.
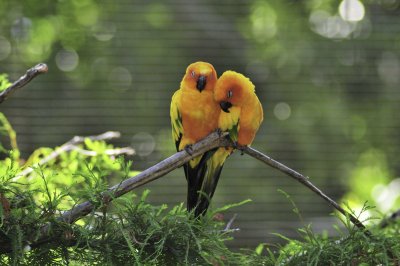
[214,70,263,148]
[188,70,264,216]
[170,61,221,216]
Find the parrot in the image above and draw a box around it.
[214,70,263,148]
[170,61,221,217]
[188,70,264,216]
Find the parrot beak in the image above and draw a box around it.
[220,101,232,113]
[196,76,207,92]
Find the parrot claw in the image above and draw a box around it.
[184,144,194,156]
[233,142,246,155]
[215,128,223,136]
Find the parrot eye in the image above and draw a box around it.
[191,71,196,78]
[227,90,233,98]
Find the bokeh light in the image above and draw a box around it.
[377,52,400,85]
[372,178,400,212]
[145,3,172,28]
[108,67,132,92]
[0,36,11,61]
[131,132,156,157]
[55,49,80,72]
[273,102,291,120]
[11,17,32,40]
[73,0,99,26]
[92,22,116,41]
[309,11,357,39]
[250,2,277,42]
[339,0,365,22]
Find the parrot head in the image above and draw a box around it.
[183,62,217,92]
[214,70,255,113]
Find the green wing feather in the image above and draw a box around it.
[170,90,183,151]
[228,120,239,143]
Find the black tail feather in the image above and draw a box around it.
[193,165,224,217]
[186,149,216,213]
[185,148,225,217]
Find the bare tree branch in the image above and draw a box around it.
[242,146,369,234]
[15,131,123,179]
[31,131,370,249]
[0,63,48,104]
[59,131,228,225]
[72,146,135,157]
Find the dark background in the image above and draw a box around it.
[1,0,400,248]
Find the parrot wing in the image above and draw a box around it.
[170,90,183,151]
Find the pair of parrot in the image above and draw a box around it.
[170,61,263,217]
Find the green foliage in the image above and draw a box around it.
[342,149,400,218]
[0,113,20,160]
[0,168,265,265]
[1,108,399,264]
[251,191,400,265]
[266,213,400,265]
[0,186,237,265]
[0,74,11,92]
[62,193,263,265]
[0,111,268,265]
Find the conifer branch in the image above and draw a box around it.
[0,63,48,104]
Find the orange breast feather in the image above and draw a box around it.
[179,89,219,149]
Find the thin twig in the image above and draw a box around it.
[15,131,122,179]
[72,146,135,157]
[0,63,48,104]
[223,213,238,232]
[242,146,370,234]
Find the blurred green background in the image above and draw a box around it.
[1,0,399,248]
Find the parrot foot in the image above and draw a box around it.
[215,128,223,136]
[184,144,194,156]
[233,142,246,155]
